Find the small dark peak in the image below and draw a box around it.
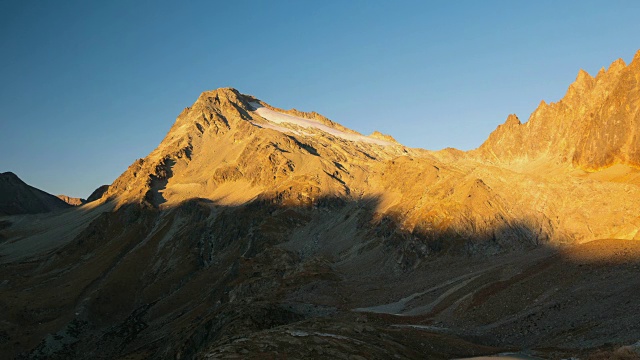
[1,171,20,180]
[0,172,24,185]
[87,185,110,203]
[0,172,71,215]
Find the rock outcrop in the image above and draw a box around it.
[57,195,86,206]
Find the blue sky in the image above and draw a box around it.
[1,1,639,197]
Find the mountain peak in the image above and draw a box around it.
[566,69,595,98]
[190,87,254,121]
[505,114,521,126]
[576,68,593,82]
[608,58,627,73]
[0,172,71,215]
[1,171,19,180]
[633,49,640,64]
[104,88,405,208]
[194,87,245,104]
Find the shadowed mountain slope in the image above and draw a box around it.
[0,172,71,215]
[86,185,110,203]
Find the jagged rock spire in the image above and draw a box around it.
[477,50,640,170]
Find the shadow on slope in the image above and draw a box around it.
[0,193,637,359]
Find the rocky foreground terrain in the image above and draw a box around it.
[1,51,640,359]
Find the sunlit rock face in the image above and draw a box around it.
[100,87,409,211]
[95,85,639,250]
[477,50,640,171]
[57,195,86,206]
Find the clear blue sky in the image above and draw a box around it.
[1,1,639,198]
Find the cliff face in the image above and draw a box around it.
[478,50,640,170]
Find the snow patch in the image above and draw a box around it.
[249,102,392,146]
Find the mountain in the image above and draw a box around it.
[477,50,640,171]
[54,184,111,206]
[95,87,639,248]
[57,195,86,206]
[0,172,71,215]
[86,185,110,203]
[2,52,640,359]
[99,88,407,210]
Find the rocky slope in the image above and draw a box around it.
[1,51,640,359]
[0,172,71,215]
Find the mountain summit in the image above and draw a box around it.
[102,88,408,209]
[0,172,71,215]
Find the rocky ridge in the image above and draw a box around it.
[91,85,640,250]
[477,50,640,171]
